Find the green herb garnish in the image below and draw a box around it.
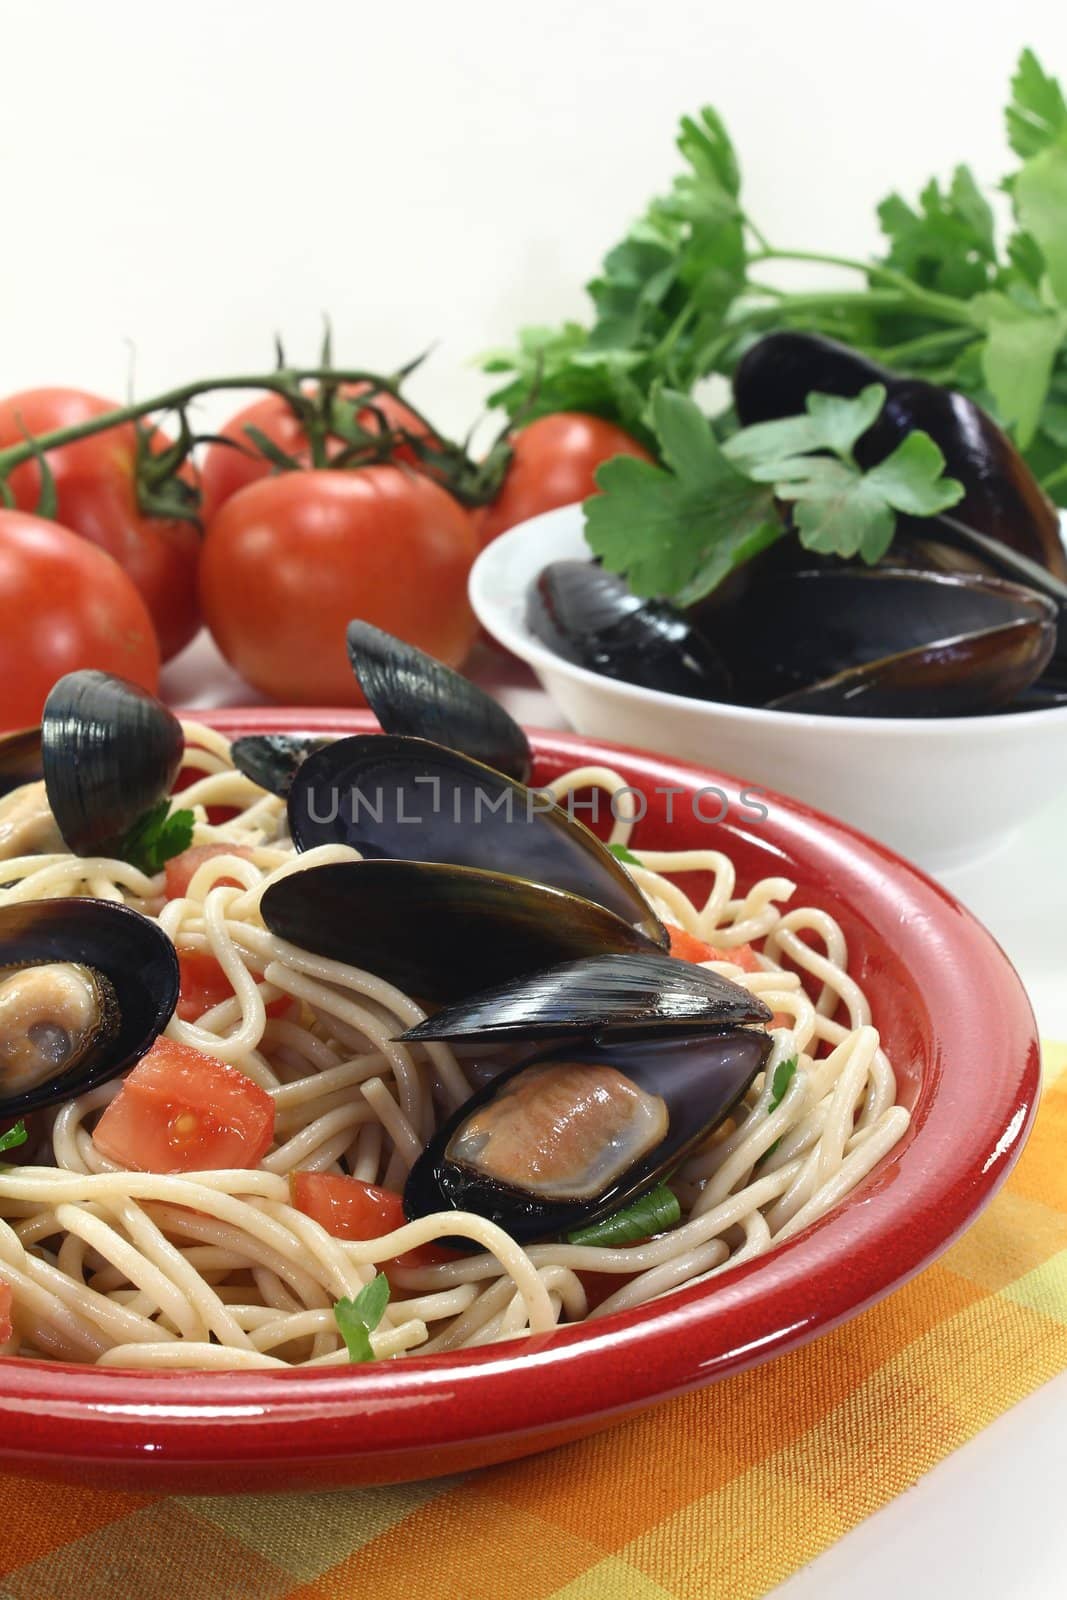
[767,1056,798,1113]
[607,842,643,866]
[586,386,963,605]
[566,1182,681,1247]
[333,1272,391,1362]
[485,47,1067,509]
[0,1122,28,1157]
[118,801,195,876]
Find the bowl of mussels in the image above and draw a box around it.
[470,332,1067,871]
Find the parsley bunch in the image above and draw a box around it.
[483,49,1067,508]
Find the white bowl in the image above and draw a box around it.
[469,504,1067,871]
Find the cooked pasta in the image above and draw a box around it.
[0,722,909,1368]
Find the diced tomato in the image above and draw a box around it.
[290,1172,457,1279]
[176,950,291,1024]
[0,1281,12,1343]
[164,843,256,900]
[665,922,760,971]
[92,1038,275,1173]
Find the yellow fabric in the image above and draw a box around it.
[0,1047,1064,1600]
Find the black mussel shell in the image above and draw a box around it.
[287,734,667,946]
[711,568,1056,716]
[260,859,656,1004]
[0,727,43,798]
[401,951,771,1043]
[733,331,1067,582]
[231,734,331,799]
[346,620,531,784]
[404,1028,773,1245]
[527,562,732,701]
[0,898,179,1116]
[41,672,184,857]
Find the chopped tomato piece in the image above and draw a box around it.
[164,843,255,900]
[290,1172,457,1278]
[176,950,291,1024]
[665,922,760,971]
[0,1281,11,1343]
[93,1038,275,1173]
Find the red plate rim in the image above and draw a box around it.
[0,708,1040,1471]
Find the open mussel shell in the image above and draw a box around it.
[260,860,657,1004]
[0,898,179,1116]
[231,734,331,799]
[347,620,531,784]
[712,568,1056,716]
[0,727,43,798]
[527,562,732,701]
[41,672,184,857]
[733,330,1067,582]
[404,1028,773,1245]
[401,951,771,1044]
[287,734,667,946]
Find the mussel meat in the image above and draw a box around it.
[231,734,331,799]
[0,898,179,1116]
[527,561,732,700]
[401,951,771,1043]
[404,1025,772,1244]
[260,861,658,1003]
[287,734,667,946]
[710,567,1056,716]
[346,620,531,783]
[733,331,1067,582]
[41,672,184,857]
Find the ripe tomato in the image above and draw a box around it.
[290,1172,456,1278]
[199,386,430,522]
[165,842,256,900]
[475,412,652,548]
[0,511,159,733]
[0,389,201,660]
[200,467,479,704]
[176,950,292,1024]
[92,1038,275,1172]
[665,923,760,971]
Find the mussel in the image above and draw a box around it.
[404,1022,772,1244]
[733,330,1067,582]
[40,672,184,857]
[287,734,667,946]
[711,568,1057,716]
[231,734,331,800]
[0,898,179,1116]
[260,860,661,1003]
[401,951,771,1043]
[527,562,732,701]
[0,728,43,800]
[346,620,531,783]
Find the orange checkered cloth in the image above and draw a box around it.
[1,1045,1065,1600]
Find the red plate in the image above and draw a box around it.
[0,711,1039,1491]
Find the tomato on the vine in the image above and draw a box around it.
[199,467,479,704]
[199,385,430,522]
[0,389,201,661]
[0,511,159,732]
[475,412,652,547]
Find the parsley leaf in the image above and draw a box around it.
[334,1272,391,1362]
[117,801,195,876]
[0,1122,28,1157]
[566,1183,681,1247]
[973,293,1067,447]
[607,842,643,866]
[1006,47,1067,159]
[767,1057,798,1113]
[1014,143,1067,308]
[876,167,996,300]
[585,389,781,604]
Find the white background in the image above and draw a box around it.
[0,0,1064,439]
[9,2,1067,1594]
